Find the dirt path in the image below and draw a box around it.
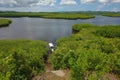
[32,57,69,80]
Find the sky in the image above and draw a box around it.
[0,0,120,12]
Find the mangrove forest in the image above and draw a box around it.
[50,23,120,80]
[0,40,48,80]
[0,11,120,80]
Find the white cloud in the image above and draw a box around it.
[0,0,120,8]
[99,0,109,3]
[111,0,120,3]
[81,0,109,4]
[0,0,56,7]
[96,4,106,11]
[60,0,77,5]
[81,0,120,4]
[0,0,17,4]
[0,0,18,7]
[81,0,95,4]
[31,0,56,6]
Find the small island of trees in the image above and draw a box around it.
[0,19,12,27]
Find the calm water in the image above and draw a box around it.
[0,16,120,42]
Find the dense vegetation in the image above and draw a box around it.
[102,13,120,17]
[0,40,47,80]
[94,25,120,38]
[0,11,120,19]
[0,12,95,19]
[0,19,12,27]
[39,13,95,19]
[0,11,120,80]
[50,23,120,80]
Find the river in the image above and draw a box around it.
[0,16,120,42]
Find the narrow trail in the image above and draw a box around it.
[32,59,69,80]
[32,47,119,80]
[32,49,69,80]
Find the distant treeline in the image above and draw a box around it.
[63,11,120,17]
[0,11,120,18]
[0,12,95,19]
[102,13,120,17]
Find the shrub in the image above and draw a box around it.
[72,23,94,32]
[94,26,120,38]
[0,40,47,80]
[50,23,120,80]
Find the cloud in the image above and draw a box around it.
[96,0,120,11]
[96,3,106,11]
[0,0,18,7]
[99,0,109,3]
[0,0,56,7]
[60,0,77,5]
[96,0,109,11]
[31,0,56,6]
[80,0,109,4]
[81,0,95,4]
[111,0,120,3]
[81,0,120,4]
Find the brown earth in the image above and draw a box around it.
[32,61,70,80]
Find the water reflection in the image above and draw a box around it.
[0,16,120,42]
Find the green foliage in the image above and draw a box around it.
[72,23,94,32]
[94,25,120,38]
[42,13,95,19]
[0,19,12,27]
[0,40,47,80]
[0,11,120,19]
[102,13,120,17]
[50,23,120,80]
[0,12,95,19]
[111,53,120,75]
